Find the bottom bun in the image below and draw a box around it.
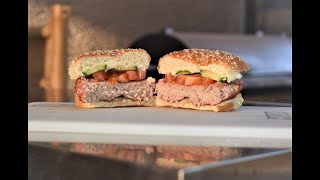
[75,95,155,108]
[155,94,244,112]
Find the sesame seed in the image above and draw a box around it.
[164,48,246,69]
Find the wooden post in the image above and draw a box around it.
[40,4,70,102]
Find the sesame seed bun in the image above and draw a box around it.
[158,49,250,82]
[68,48,151,80]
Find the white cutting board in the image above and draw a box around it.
[28,102,292,148]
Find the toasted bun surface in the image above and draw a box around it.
[75,95,155,108]
[69,49,151,80]
[158,49,250,82]
[155,94,243,112]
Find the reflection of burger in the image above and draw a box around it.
[155,146,242,168]
[68,49,156,108]
[156,49,250,112]
[71,143,155,164]
[70,143,242,169]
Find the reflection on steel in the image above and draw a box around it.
[28,142,291,180]
[28,143,177,180]
[184,149,291,180]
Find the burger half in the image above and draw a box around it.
[68,49,156,108]
[156,49,250,112]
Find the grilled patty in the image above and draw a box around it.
[75,78,156,103]
[156,79,242,106]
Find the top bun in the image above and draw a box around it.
[68,48,151,80]
[158,49,250,82]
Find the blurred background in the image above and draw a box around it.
[28,0,292,103]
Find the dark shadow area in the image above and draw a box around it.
[28,31,45,102]
[129,31,188,80]
[242,87,292,103]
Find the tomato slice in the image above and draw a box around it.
[107,73,120,83]
[136,70,146,80]
[184,76,201,86]
[175,75,187,84]
[91,70,146,83]
[117,73,130,83]
[126,71,139,81]
[201,77,216,85]
[164,73,216,86]
[165,73,175,82]
[92,70,108,81]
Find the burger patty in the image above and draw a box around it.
[75,78,156,103]
[156,79,242,106]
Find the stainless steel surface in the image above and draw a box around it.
[28,142,291,180]
[28,144,177,180]
[184,149,291,180]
